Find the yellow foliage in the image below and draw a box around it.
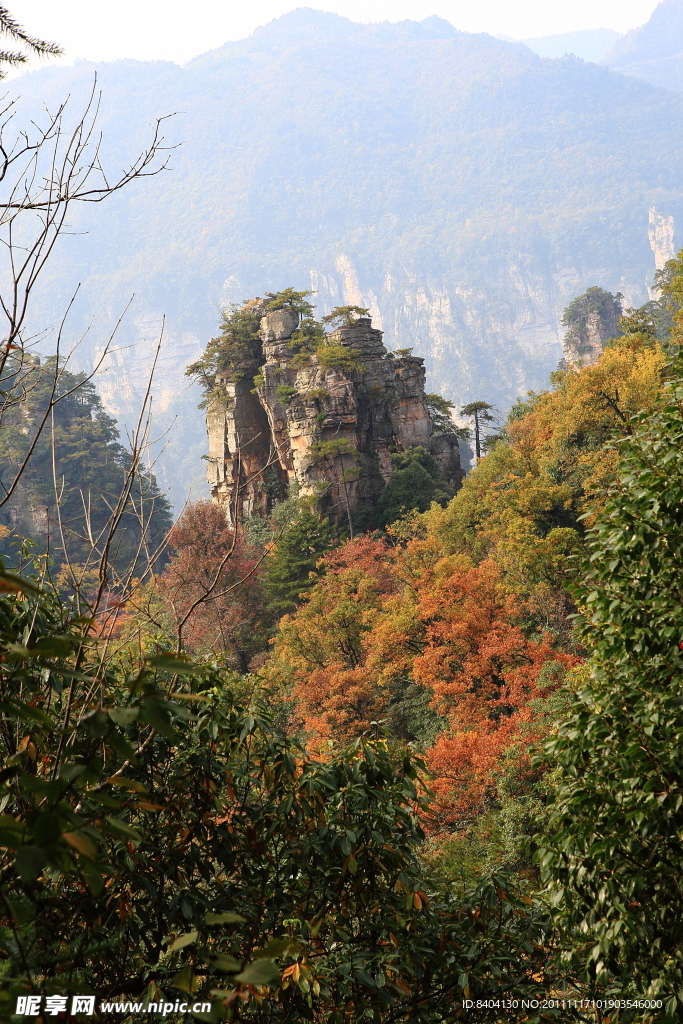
[426,332,666,603]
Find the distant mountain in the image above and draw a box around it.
[6,8,683,509]
[603,0,683,90]
[522,28,622,63]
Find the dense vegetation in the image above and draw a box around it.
[5,2,683,1012]
[4,243,683,1020]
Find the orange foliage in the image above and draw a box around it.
[407,557,577,823]
[269,534,578,824]
[269,535,398,747]
[158,500,265,666]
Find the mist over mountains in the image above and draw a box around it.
[602,0,683,89]
[521,28,622,63]
[7,5,683,509]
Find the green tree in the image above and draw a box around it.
[0,5,61,74]
[320,305,370,328]
[0,569,561,1023]
[186,302,263,395]
[536,351,683,1016]
[0,357,172,577]
[262,505,336,616]
[264,288,315,317]
[460,401,495,461]
[561,285,622,362]
[425,393,458,436]
[376,447,453,529]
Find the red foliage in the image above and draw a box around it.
[158,500,265,666]
[273,536,579,824]
[272,535,398,747]
[409,558,578,824]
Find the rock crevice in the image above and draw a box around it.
[207,301,463,524]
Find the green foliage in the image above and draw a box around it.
[275,384,298,405]
[536,351,683,1014]
[0,565,564,1021]
[561,286,622,357]
[186,303,262,394]
[320,305,370,328]
[619,302,664,339]
[0,7,62,74]
[0,358,172,575]
[307,439,359,461]
[376,447,453,529]
[316,344,365,373]
[424,393,457,435]
[264,288,315,317]
[262,506,336,616]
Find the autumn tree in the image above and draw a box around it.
[0,554,562,1022]
[152,500,266,668]
[267,535,399,745]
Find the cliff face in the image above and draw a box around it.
[207,303,462,524]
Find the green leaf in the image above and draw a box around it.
[234,959,281,986]
[205,912,247,925]
[253,936,295,958]
[0,568,39,596]
[15,845,48,881]
[169,931,198,951]
[206,953,241,972]
[171,966,196,992]
[147,654,197,675]
[108,707,139,727]
[354,969,377,990]
[140,695,176,738]
[103,816,141,840]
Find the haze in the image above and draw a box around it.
[7,0,662,66]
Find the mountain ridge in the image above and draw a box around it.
[6,8,683,509]
[603,0,683,89]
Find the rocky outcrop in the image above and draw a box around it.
[562,286,623,368]
[207,301,462,524]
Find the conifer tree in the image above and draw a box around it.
[262,506,335,616]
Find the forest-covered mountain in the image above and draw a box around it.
[7,6,683,508]
[603,0,683,90]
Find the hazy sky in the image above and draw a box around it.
[8,0,662,67]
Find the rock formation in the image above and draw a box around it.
[562,286,623,368]
[206,301,463,525]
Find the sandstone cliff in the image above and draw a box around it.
[206,301,462,525]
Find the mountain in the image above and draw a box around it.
[603,0,683,90]
[5,7,683,510]
[522,28,622,63]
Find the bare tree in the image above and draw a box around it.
[0,79,174,506]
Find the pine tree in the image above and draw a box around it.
[262,507,335,616]
[0,357,172,576]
